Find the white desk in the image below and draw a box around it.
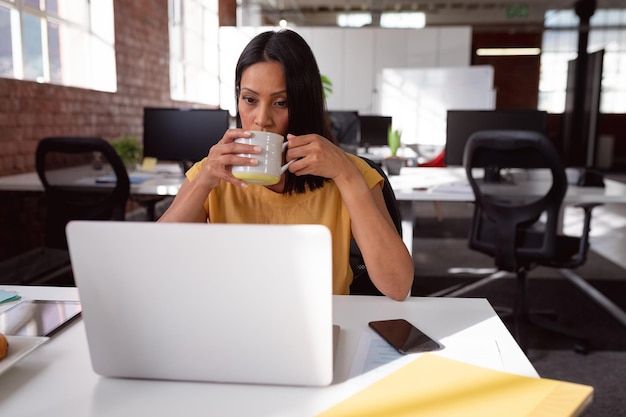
[390,166,626,204]
[0,164,184,197]
[390,166,626,251]
[0,285,537,417]
[0,165,184,221]
[4,165,624,206]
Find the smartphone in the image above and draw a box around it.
[369,319,443,354]
[0,300,82,337]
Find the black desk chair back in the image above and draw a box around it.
[36,136,130,250]
[349,157,403,296]
[464,130,599,352]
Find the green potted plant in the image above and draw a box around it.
[321,75,333,99]
[110,134,143,170]
[384,128,404,175]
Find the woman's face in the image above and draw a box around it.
[238,61,289,137]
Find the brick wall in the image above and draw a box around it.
[0,0,210,260]
[472,31,542,110]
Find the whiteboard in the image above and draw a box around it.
[378,66,495,146]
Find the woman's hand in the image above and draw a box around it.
[198,129,261,189]
[158,129,260,223]
[285,133,358,181]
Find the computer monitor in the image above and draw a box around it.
[445,109,548,167]
[328,110,360,153]
[358,115,392,151]
[143,108,230,170]
[562,49,605,187]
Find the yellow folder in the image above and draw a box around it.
[318,354,592,417]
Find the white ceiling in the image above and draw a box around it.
[243,0,624,27]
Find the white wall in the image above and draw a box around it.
[379,66,496,146]
[218,26,472,115]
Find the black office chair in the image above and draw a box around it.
[37,136,130,249]
[16,136,131,285]
[349,157,403,296]
[463,130,600,352]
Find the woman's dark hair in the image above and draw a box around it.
[235,29,334,194]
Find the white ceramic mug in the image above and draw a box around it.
[231,131,293,185]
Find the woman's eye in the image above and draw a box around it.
[275,100,287,108]
[242,96,256,105]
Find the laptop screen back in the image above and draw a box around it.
[66,221,334,386]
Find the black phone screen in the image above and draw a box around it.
[0,300,82,337]
[369,319,443,354]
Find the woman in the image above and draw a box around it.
[159,29,413,300]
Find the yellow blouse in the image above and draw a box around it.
[186,153,383,294]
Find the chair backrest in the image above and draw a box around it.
[349,157,402,295]
[464,130,567,272]
[36,136,130,249]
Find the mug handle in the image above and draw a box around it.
[280,141,295,173]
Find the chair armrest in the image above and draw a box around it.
[573,202,603,240]
[567,202,604,268]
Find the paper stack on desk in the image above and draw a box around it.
[318,353,592,417]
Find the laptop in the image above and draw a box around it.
[66,221,334,386]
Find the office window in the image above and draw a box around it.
[539,9,626,114]
[0,0,116,92]
[0,6,12,77]
[168,0,220,105]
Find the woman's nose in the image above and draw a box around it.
[254,106,272,129]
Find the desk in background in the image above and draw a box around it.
[0,162,185,197]
[392,166,626,330]
[0,163,184,221]
[4,164,624,207]
[391,167,626,252]
[0,285,537,417]
[2,164,625,253]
